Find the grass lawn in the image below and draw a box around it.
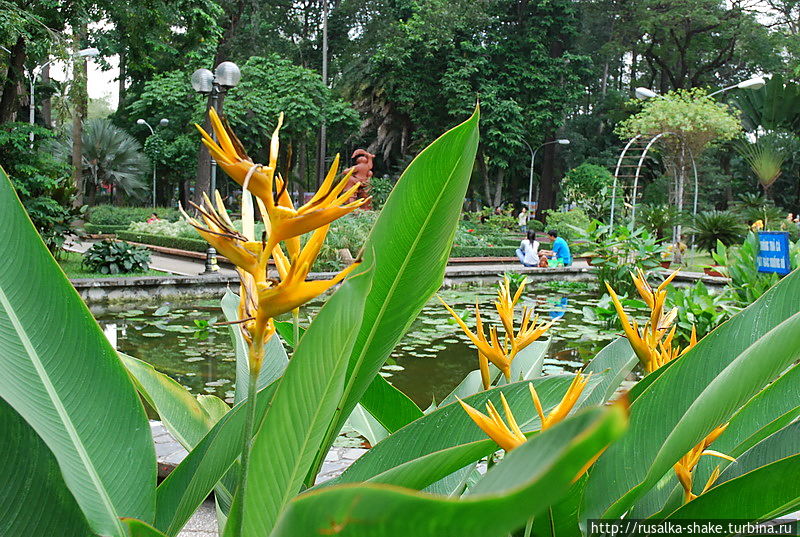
[58,251,165,279]
[679,250,715,273]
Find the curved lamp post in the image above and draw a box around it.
[634,76,766,101]
[136,118,169,207]
[191,61,241,273]
[28,47,99,145]
[522,139,569,212]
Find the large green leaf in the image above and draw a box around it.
[270,405,626,537]
[583,268,800,521]
[231,268,374,536]
[315,108,480,465]
[360,375,422,433]
[153,381,279,536]
[123,518,170,537]
[665,454,800,524]
[221,289,288,404]
[0,398,93,537]
[329,375,585,486]
[580,336,637,407]
[715,421,800,485]
[0,168,155,536]
[122,354,220,449]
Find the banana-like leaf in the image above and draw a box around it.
[153,381,279,536]
[123,518,170,537]
[231,268,374,536]
[580,336,637,407]
[121,354,220,449]
[347,403,390,447]
[360,374,422,433]
[328,375,588,487]
[270,405,627,537]
[315,108,480,464]
[583,269,800,522]
[0,167,155,536]
[665,454,800,524]
[221,289,288,404]
[716,421,800,485]
[0,398,93,537]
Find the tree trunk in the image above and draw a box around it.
[118,45,127,106]
[71,24,88,206]
[0,36,26,123]
[41,64,52,127]
[537,134,557,217]
[492,168,504,207]
[478,149,491,206]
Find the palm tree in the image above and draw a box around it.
[736,139,786,199]
[51,119,149,204]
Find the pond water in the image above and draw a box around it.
[95,281,617,408]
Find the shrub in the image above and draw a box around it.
[450,245,519,257]
[116,231,208,252]
[543,208,590,242]
[82,240,151,274]
[369,176,395,209]
[315,211,379,270]
[639,204,682,240]
[666,281,739,347]
[83,223,128,234]
[689,210,746,251]
[560,163,614,219]
[87,205,180,226]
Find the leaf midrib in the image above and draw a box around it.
[0,286,124,536]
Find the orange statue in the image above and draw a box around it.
[345,149,374,210]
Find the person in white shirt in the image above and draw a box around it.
[517,207,528,232]
[516,230,541,267]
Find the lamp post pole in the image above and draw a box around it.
[191,62,241,274]
[523,139,570,212]
[137,118,169,207]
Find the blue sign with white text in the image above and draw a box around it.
[757,231,791,275]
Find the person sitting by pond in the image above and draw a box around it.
[147,212,160,224]
[516,230,549,267]
[541,230,572,267]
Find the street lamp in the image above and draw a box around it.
[634,76,766,100]
[136,118,169,207]
[191,61,241,273]
[522,139,570,212]
[28,47,99,145]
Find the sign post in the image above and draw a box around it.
[756,231,791,276]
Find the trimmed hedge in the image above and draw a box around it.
[451,242,556,258]
[87,205,180,226]
[116,231,208,253]
[84,223,128,234]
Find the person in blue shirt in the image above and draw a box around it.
[547,230,572,266]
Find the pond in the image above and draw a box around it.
[94,281,618,409]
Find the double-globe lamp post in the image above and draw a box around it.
[136,118,169,208]
[191,61,241,273]
[522,139,570,214]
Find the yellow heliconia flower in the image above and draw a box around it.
[606,269,695,374]
[256,225,360,321]
[440,298,512,380]
[459,373,591,451]
[529,371,590,430]
[458,393,526,452]
[196,108,369,256]
[674,424,735,502]
[440,280,552,387]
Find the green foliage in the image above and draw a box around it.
[315,210,379,271]
[450,245,517,258]
[736,138,786,190]
[666,281,739,347]
[0,122,78,253]
[689,210,746,251]
[50,119,150,200]
[116,231,207,253]
[88,205,180,226]
[616,88,742,154]
[543,208,591,242]
[640,204,682,240]
[734,74,800,133]
[560,163,614,218]
[578,221,667,295]
[82,239,151,274]
[369,176,395,210]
